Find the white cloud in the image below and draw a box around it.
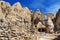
[46,3,60,14]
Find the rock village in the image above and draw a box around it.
[0,1,60,40]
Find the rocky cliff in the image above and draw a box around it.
[0,1,59,40]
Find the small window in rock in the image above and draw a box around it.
[35,26,37,27]
[27,26,28,27]
[0,19,3,22]
[31,17,33,22]
[24,19,25,22]
[42,29,45,32]
[38,28,45,32]
[38,28,41,32]
[1,2,3,5]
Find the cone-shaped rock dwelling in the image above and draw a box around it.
[47,17,54,33]
[0,1,59,40]
[54,9,60,33]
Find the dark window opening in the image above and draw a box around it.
[34,17,40,24]
[38,28,46,32]
[1,2,3,5]
[42,29,45,32]
[0,19,3,22]
[31,17,33,22]
[35,25,37,27]
[38,28,41,32]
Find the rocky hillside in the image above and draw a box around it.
[0,1,60,40]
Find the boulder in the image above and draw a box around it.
[47,17,54,33]
[47,13,55,19]
[54,9,60,32]
[0,1,11,14]
[37,22,46,28]
[11,2,22,13]
[34,9,44,24]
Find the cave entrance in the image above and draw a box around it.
[38,28,46,32]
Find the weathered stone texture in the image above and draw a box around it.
[0,1,59,40]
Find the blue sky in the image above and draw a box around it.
[4,0,60,14]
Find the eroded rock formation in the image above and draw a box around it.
[0,1,59,40]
